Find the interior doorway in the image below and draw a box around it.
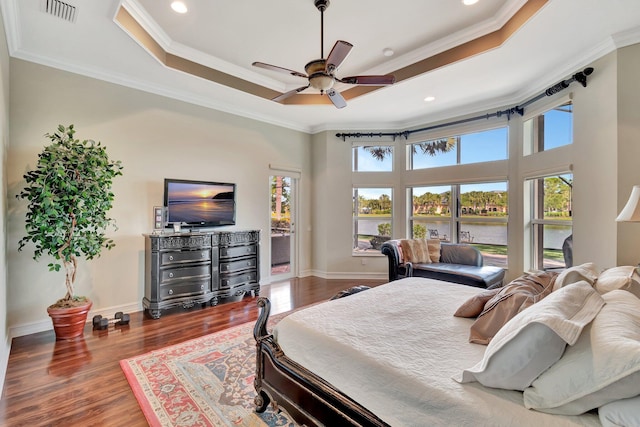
[270,175,295,279]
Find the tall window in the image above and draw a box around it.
[528,174,573,269]
[408,182,508,267]
[408,127,508,170]
[408,185,452,241]
[353,188,393,254]
[352,145,393,171]
[459,182,508,268]
[524,101,573,154]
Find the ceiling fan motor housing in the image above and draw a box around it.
[305,59,334,91]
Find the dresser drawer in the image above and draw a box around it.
[160,265,210,283]
[220,271,258,289]
[219,257,257,274]
[160,280,210,300]
[161,249,210,266]
[219,244,257,260]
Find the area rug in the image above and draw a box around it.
[120,312,296,427]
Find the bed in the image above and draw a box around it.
[253,275,640,426]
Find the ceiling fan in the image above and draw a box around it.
[252,0,396,109]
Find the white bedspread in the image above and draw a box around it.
[274,277,601,427]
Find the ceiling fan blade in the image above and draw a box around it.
[326,88,347,109]
[252,62,308,79]
[272,85,310,103]
[325,40,353,73]
[339,75,396,85]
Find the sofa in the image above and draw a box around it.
[380,239,505,288]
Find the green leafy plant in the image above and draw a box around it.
[17,125,123,307]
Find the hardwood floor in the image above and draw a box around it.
[0,277,385,426]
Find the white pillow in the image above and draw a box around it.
[458,281,604,391]
[553,262,600,291]
[595,266,640,299]
[524,290,640,415]
[599,396,640,427]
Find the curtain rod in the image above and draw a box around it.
[335,67,594,142]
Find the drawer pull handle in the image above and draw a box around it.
[247,261,251,266]
[169,272,174,278]
[201,252,206,258]
[201,284,205,290]
[169,255,174,261]
[168,289,174,295]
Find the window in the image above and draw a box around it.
[528,174,573,270]
[408,185,452,241]
[524,101,573,154]
[353,188,392,254]
[459,182,508,268]
[408,182,508,267]
[408,127,508,170]
[352,145,393,172]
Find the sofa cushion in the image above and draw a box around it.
[411,263,505,289]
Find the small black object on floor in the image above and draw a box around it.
[92,311,130,330]
[330,285,371,300]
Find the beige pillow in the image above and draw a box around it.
[469,271,557,344]
[553,262,600,291]
[399,239,431,264]
[524,290,640,415]
[595,266,640,299]
[427,239,441,262]
[454,288,501,318]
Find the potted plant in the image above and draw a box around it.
[17,124,123,340]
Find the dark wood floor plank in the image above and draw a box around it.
[0,277,384,426]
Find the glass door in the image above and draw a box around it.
[270,175,295,279]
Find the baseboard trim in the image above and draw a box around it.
[9,302,143,339]
[0,334,10,398]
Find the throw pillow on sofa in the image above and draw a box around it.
[399,239,431,264]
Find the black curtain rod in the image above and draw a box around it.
[335,67,594,142]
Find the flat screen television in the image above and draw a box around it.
[164,178,236,227]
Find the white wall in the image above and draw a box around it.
[6,59,312,336]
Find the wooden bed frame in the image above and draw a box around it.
[253,297,390,426]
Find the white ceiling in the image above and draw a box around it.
[2,0,640,133]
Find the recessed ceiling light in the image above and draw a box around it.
[382,48,394,57]
[171,1,188,13]
[424,96,436,102]
[463,0,479,5]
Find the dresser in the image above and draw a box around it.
[143,230,260,319]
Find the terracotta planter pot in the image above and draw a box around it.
[47,300,93,340]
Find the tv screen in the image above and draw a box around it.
[164,178,236,227]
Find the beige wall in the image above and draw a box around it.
[616,43,640,265]
[7,60,312,335]
[313,46,638,283]
[0,7,9,395]
[5,42,640,338]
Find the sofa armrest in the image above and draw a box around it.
[381,240,401,281]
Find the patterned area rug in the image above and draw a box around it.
[120,313,296,427]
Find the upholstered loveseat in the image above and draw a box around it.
[381,239,505,289]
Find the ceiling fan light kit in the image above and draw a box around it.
[252,0,395,108]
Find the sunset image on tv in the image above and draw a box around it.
[166,181,235,225]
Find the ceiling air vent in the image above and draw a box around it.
[43,0,77,23]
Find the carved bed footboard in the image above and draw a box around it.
[253,297,390,427]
